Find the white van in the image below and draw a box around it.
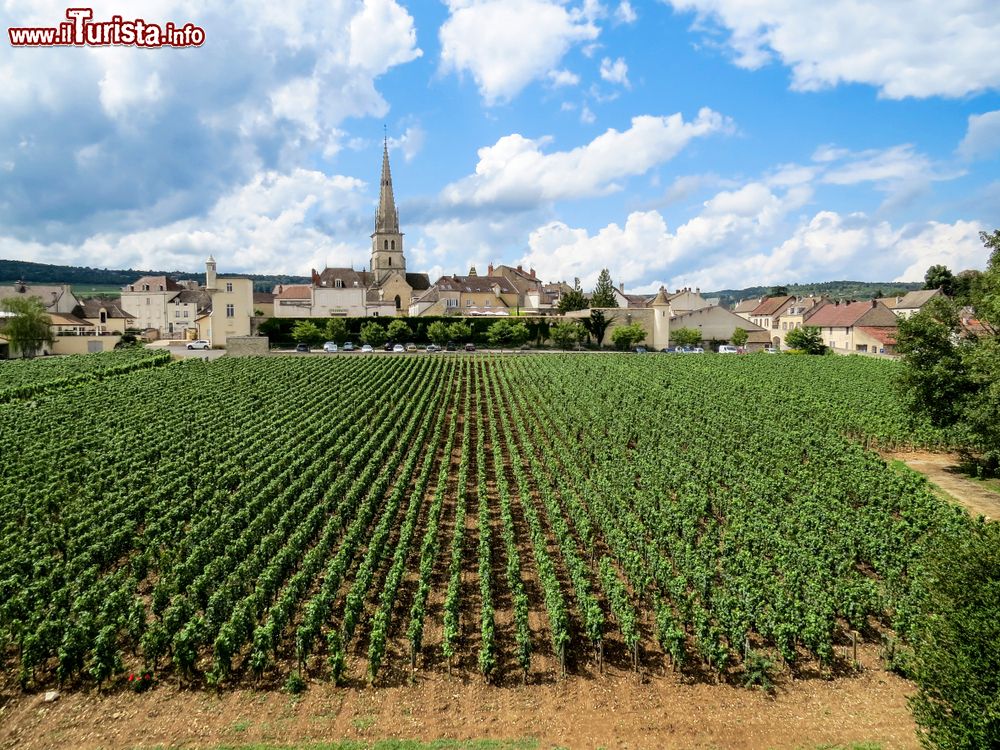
[718,345,738,354]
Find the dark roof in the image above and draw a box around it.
[405,272,431,291]
[807,300,897,328]
[124,275,182,292]
[433,275,518,294]
[253,292,274,304]
[750,295,795,317]
[76,299,136,319]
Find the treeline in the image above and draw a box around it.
[0,259,308,293]
[258,315,553,346]
[709,279,922,306]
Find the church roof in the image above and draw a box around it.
[374,139,399,234]
[650,288,671,306]
[433,275,518,294]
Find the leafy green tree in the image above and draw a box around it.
[731,327,749,348]
[769,285,789,296]
[583,309,614,347]
[557,281,589,314]
[324,318,347,344]
[487,319,529,349]
[907,521,1000,750]
[291,320,324,347]
[0,297,54,357]
[897,230,1000,470]
[549,321,586,350]
[359,321,387,347]
[386,318,412,342]
[591,269,619,308]
[785,325,826,354]
[447,321,472,343]
[671,327,702,348]
[611,323,646,350]
[924,264,956,296]
[427,320,450,345]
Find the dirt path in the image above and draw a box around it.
[0,645,918,750]
[886,451,1000,520]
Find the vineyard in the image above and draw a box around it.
[0,353,972,694]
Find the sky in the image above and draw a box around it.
[2,0,1000,293]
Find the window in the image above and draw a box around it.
[146,298,150,305]
[484,299,491,307]
[394,294,401,309]
[99,311,107,324]
[142,284,150,291]
[388,257,392,266]
[226,304,235,318]
[183,310,189,318]
[782,322,787,330]
[335,279,343,289]
[391,240,395,250]
[466,299,473,307]
[175,309,181,318]
[384,239,388,249]
[226,282,233,293]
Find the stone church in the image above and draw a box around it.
[274,140,429,318]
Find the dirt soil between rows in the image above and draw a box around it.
[886,450,1000,520]
[0,645,918,750]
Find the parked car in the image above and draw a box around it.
[764,346,779,354]
[446,341,457,351]
[322,341,338,353]
[361,343,373,353]
[342,341,355,352]
[426,343,441,352]
[295,343,310,353]
[691,346,705,353]
[406,342,418,352]
[384,341,395,351]
[186,339,211,350]
[633,346,647,354]
[718,345,738,354]
[465,342,476,352]
[392,343,405,353]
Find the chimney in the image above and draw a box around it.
[516,264,523,272]
[488,263,494,276]
[871,299,877,308]
[530,268,536,278]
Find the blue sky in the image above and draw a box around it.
[2,0,1000,292]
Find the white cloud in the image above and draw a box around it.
[548,69,581,87]
[667,0,1000,98]
[349,0,423,74]
[958,110,1000,161]
[1,168,371,275]
[442,108,733,207]
[615,1,637,24]
[580,105,596,124]
[599,56,630,88]
[388,124,426,162]
[439,0,599,104]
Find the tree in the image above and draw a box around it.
[732,327,749,348]
[557,281,589,314]
[386,318,412,343]
[359,321,387,347]
[324,318,347,344]
[785,325,826,354]
[897,231,1000,471]
[0,297,54,357]
[671,327,702,348]
[924,264,956,296]
[487,319,529,349]
[611,323,646,351]
[427,321,450,346]
[583,309,614,347]
[549,321,586,350]
[291,320,324,347]
[591,269,619,308]
[769,285,789,296]
[907,521,1000,750]
[447,321,472,343]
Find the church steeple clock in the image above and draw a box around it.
[370,138,405,284]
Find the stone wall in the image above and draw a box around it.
[225,336,269,356]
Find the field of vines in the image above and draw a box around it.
[0,352,972,692]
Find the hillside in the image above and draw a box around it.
[706,280,924,306]
[0,259,309,294]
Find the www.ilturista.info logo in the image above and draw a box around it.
[8,8,205,48]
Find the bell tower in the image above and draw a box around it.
[370,137,405,283]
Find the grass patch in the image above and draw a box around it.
[149,740,539,750]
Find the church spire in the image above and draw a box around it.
[375,136,399,233]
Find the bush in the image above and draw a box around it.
[284,672,307,694]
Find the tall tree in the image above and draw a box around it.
[0,297,54,357]
[386,318,412,343]
[591,269,619,308]
[897,230,1000,471]
[611,323,646,351]
[549,321,586,350]
[324,318,347,344]
[671,327,702,348]
[486,319,528,349]
[924,264,956,296]
[731,327,749,348]
[447,321,472,343]
[427,321,450,345]
[769,285,789,296]
[557,280,589,314]
[582,309,614,347]
[292,320,324,346]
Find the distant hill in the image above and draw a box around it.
[0,259,309,294]
[704,280,924,307]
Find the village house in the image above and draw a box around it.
[804,299,900,355]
